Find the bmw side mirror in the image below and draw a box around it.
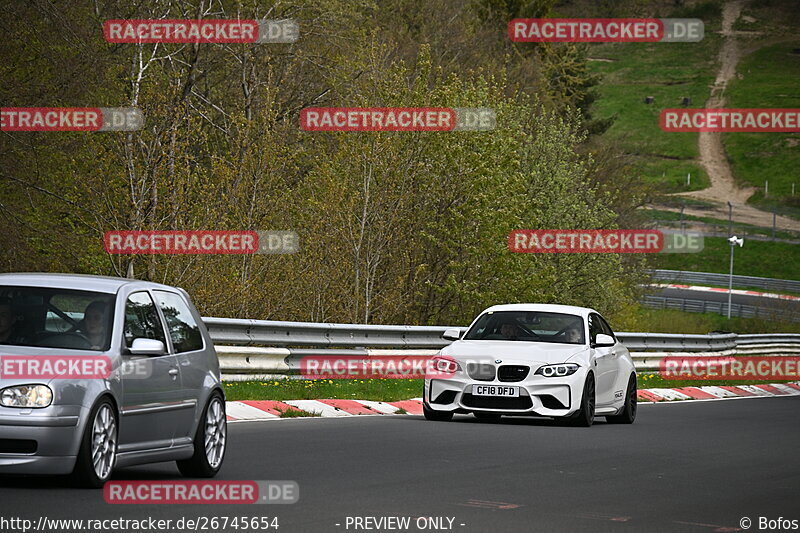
[442,328,461,341]
[129,338,166,356]
[593,333,615,348]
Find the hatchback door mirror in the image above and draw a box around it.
[593,333,615,348]
[129,338,166,356]
[442,328,461,341]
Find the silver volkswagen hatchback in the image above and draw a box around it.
[0,273,227,487]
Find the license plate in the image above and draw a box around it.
[472,385,519,397]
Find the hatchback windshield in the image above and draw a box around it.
[0,286,115,351]
[463,310,585,344]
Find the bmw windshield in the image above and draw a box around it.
[463,310,585,345]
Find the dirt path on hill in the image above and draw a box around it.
[652,0,800,232]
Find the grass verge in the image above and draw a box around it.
[223,375,793,405]
[278,407,321,418]
[638,372,795,390]
[224,379,422,402]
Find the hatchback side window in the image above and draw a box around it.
[154,290,203,353]
[124,291,167,349]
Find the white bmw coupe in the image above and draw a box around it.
[423,304,637,427]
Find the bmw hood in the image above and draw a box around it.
[439,340,587,366]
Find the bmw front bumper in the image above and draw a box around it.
[424,364,588,418]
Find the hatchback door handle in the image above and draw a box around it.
[168,368,179,376]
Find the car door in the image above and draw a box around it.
[597,314,626,402]
[117,290,183,452]
[153,289,206,444]
[589,313,618,408]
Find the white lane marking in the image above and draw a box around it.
[645,388,693,401]
[284,399,352,417]
[226,401,280,420]
[698,386,741,398]
[357,400,401,414]
[736,385,775,396]
[771,383,800,395]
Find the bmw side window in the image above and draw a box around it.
[588,314,602,345]
[598,315,616,341]
[154,290,204,353]
[124,292,167,350]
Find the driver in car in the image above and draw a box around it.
[500,322,521,340]
[82,301,110,350]
[564,324,582,343]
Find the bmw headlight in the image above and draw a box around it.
[430,356,461,375]
[0,385,53,408]
[535,363,579,378]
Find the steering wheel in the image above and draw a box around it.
[37,331,94,350]
[503,324,542,339]
[553,326,570,338]
[512,324,542,340]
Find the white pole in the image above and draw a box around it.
[687,172,691,185]
[765,180,768,197]
[727,242,734,319]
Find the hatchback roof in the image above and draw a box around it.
[0,272,174,294]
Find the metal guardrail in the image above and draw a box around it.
[640,295,800,322]
[650,269,800,294]
[202,318,800,379]
[204,317,460,348]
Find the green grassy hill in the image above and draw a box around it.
[585,1,722,193]
[725,41,800,217]
[584,0,800,218]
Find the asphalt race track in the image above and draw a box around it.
[1,397,799,533]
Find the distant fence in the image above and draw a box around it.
[640,294,800,322]
[650,219,800,243]
[201,318,800,380]
[649,269,800,294]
